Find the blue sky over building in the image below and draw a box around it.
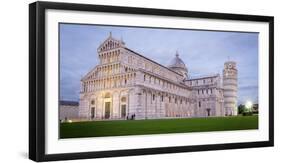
[60,23,259,104]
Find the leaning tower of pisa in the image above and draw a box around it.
[223,61,238,116]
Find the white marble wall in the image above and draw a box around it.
[77,35,236,121]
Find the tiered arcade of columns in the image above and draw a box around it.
[223,61,238,116]
[78,33,238,121]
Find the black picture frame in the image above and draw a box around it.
[29,1,274,162]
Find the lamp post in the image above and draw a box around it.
[245,101,253,112]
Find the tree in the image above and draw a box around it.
[238,104,245,115]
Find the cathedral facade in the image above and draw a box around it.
[78,33,238,120]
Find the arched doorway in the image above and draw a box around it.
[91,107,95,119]
[104,93,112,119]
[206,108,211,117]
[120,96,127,118]
[90,99,95,119]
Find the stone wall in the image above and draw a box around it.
[59,101,79,121]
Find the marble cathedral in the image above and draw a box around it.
[78,33,238,120]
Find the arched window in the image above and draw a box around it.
[91,100,95,105]
[121,97,126,103]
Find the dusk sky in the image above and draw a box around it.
[60,23,259,105]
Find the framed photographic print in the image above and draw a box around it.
[29,1,274,162]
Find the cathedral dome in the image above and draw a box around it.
[168,51,188,79]
[168,53,187,70]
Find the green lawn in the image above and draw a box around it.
[60,115,258,138]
